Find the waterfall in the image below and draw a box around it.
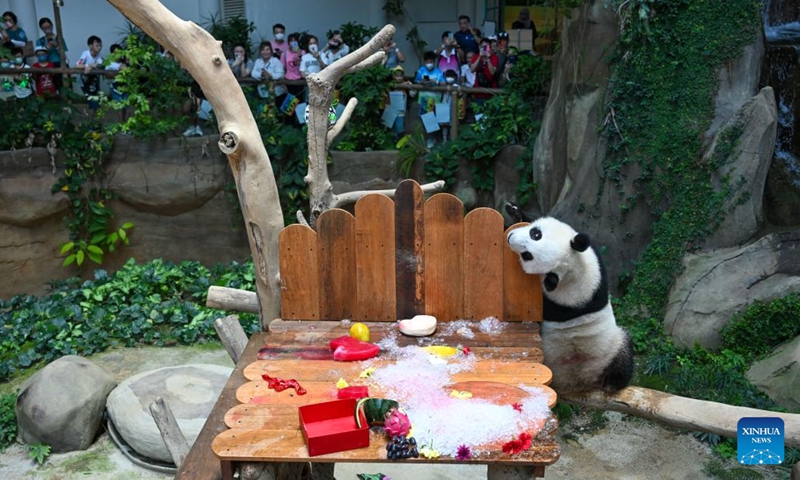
[761,0,800,186]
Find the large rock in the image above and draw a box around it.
[705,39,765,142]
[106,364,232,463]
[665,231,800,349]
[746,335,800,411]
[16,355,117,452]
[704,87,777,249]
[106,136,229,215]
[533,0,618,213]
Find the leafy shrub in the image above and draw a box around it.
[721,294,800,361]
[203,14,256,58]
[335,65,395,152]
[0,393,16,452]
[424,54,548,193]
[0,258,259,382]
[102,35,193,138]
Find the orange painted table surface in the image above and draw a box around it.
[211,320,560,466]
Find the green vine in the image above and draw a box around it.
[597,0,769,412]
[602,0,761,335]
[101,35,193,138]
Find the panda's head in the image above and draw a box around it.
[506,217,590,276]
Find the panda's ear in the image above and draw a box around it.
[571,233,590,252]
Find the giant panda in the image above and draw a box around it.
[505,208,633,393]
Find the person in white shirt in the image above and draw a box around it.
[321,30,349,65]
[251,41,285,99]
[77,35,104,117]
[460,51,476,87]
[300,35,326,78]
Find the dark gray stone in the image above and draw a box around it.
[106,364,232,463]
[704,87,777,249]
[665,231,800,349]
[16,355,117,452]
[747,335,800,411]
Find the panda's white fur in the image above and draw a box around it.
[507,216,633,393]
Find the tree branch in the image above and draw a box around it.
[107,0,284,329]
[305,25,397,226]
[563,386,800,448]
[345,51,387,75]
[331,180,446,208]
[327,98,358,148]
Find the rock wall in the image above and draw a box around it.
[533,0,773,291]
[0,136,251,299]
[0,139,529,298]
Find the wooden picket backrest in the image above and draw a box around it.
[278,180,542,322]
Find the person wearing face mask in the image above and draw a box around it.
[414,50,445,146]
[32,46,56,96]
[300,35,326,79]
[435,31,460,75]
[321,30,350,65]
[0,48,33,100]
[35,17,67,92]
[435,69,461,143]
[228,44,253,80]
[1,11,27,49]
[270,23,287,59]
[280,33,304,97]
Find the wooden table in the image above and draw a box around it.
[198,320,560,479]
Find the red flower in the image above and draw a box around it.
[512,402,523,413]
[501,432,532,455]
[461,346,471,355]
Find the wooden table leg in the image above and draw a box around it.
[220,460,235,480]
[487,465,545,479]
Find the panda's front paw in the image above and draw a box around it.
[504,202,530,224]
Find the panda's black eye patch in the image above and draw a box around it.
[530,228,542,241]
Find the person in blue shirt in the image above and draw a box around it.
[414,51,445,117]
[453,14,482,57]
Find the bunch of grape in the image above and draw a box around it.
[386,435,419,460]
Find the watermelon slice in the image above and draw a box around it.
[329,335,380,361]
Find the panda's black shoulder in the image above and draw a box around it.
[543,244,609,322]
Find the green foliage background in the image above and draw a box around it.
[0,259,259,384]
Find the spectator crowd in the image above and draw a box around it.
[1,9,538,141]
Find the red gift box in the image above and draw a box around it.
[298,399,370,457]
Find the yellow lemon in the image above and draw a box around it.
[349,322,370,342]
[421,346,459,358]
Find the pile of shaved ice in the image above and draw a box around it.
[365,333,550,457]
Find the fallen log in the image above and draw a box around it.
[563,385,800,448]
[206,286,259,314]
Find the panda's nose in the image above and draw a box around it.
[521,251,533,261]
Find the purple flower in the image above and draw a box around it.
[456,444,471,461]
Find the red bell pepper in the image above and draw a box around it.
[329,335,380,361]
